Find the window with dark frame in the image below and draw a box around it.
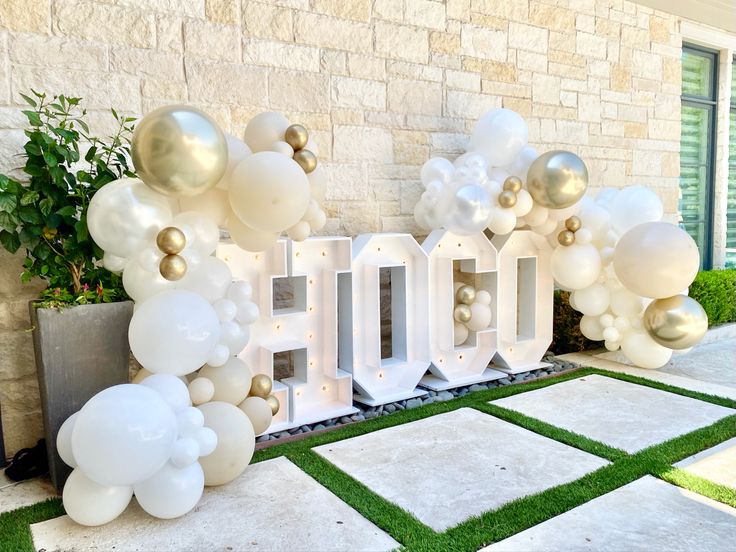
[727,56,736,268]
[680,44,718,269]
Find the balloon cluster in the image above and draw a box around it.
[453,284,493,346]
[413,108,709,369]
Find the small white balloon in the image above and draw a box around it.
[57,412,79,468]
[487,207,517,235]
[216,134,253,190]
[512,189,534,217]
[575,227,593,245]
[602,326,620,342]
[179,256,233,304]
[194,427,218,457]
[465,303,493,331]
[621,331,673,369]
[471,109,528,167]
[524,203,549,227]
[218,321,250,356]
[571,283,610,317]
[454,322,469,346]
[170,438,200,469]
[235,301,260,325]
[179,187,230,226]
[421,157,455,184]
[173,211,220,256]
[188,377,215,406]
[243,112,290,153]
[213,298,238,322]
[287,220,311,241]
[122,260,174,303]
[103,252,127,273]
[176,406,205,437]
[226,281,253,303]
[269,140,294,157]
[610,288,644,317]
[475,290,492,305]
[206,344,230,367]
[227,212,280,252]
[609,185,664,236]
[133,461,204,519]
[63,469,133,526]
[580,315,604,341]
[531,216,558,236]
[140,374,191,412]
[599,313,615,328]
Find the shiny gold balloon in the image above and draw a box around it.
[456,284,476,306]
[453,304,472,323]
[159,254,187,281]
[265,395,280,416]
[503,176,523,193]
[156,226,186,255]
[284,124,309,151]
[643,294,708,350]
[249,374,273,399]
[565,216,582,232]
[498,190,517,208]
[293,149,317,174]
[132,105,227,197]
[526,150,588,209]
[557,230,575,246]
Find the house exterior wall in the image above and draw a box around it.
[0,0,683,455]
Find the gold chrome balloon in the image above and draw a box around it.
[265,395,280,416]
[453,304,472,323]
[526,150,588,209]
[643,294,708,350]
[293,149,317,174]
[284,124,309,151]
[557,230,575,246]
[498,190,517,208]
[156,226,186,255]
[159,254,187,281]
[565,216,582,233]
[456,285,476,306]
[249,374,273,399]
[132,105,227,197]
[503,176,523,193]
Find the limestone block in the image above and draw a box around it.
[186,59,268,107]
[430,31,461,55]
[323,164,368,200]
[0,0,49,33]
[244,40,321,72]
[184,19,241,61]
[529,3,575,31]
[347,54,386,80]
[243,2,293,41]
[111,47,184,80]
[445,90,501,119]
[508,22,548,54]
[373,0,403,22]
[205,0,239,24]
[333,126,393,163]
[332,77,386,110]
[375,21,429,64]
[445,70,481,91]
[295,12,372,52]
[404,0,447,30]
[53,1,155,48]
[156,16,184,52]
[312,0,372,22]
[460,25,507,61]
[532,73,561,105]
[576,31,608,60]
[269,71,329,111]
[388,79,442,115]
[9,35,108,71]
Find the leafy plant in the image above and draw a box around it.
[688,269,736,327]
[0,90,136,306]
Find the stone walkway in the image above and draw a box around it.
[2,337,734,551]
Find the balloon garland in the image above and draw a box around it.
[59,103,708,527]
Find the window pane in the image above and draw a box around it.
[679,104,712,268]
[727,109,736,268]
[682,50,713,98]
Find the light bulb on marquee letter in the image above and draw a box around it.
[218,238,357,433]
[421,230,506,390]
[340,233,430,405]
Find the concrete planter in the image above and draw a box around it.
[29,301,134,491]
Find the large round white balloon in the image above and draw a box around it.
[179,256,233,303]
[613,222,700,299]
[621,331,673,369]
[72,384,177,486]
[199,357,253,405]
[197,402,255,486]
[470,109,528,167]
[129,290,220,376]
[571,283,610,317]
[421,157,455,184]
[550,244,602,290]
[133,461,205,519]
[230,152,311,233]
[87,178,175,259]
[57,412,78,468]
[609,185,664,236]
[243,112,290,153]
[63,469,133,526]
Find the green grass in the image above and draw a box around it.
[2,367,735,552]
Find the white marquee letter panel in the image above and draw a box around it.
[420,230,506,390]
[219,237,357,433]
[340,233,430,405]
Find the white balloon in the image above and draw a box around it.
[57,412,78,468]
[180,246,202,270]
[218,321,250,356]
[243,112,290,153]
[571,283,610,316]
[287,220,311,241]
[604,339,621,351]
[595,187,619,208]
[599,313,615,328]
[199,357,253,405]
[226,281,253,303]
[133,461,204,519]
[173,211,220,256]
[88,178,174,258]
[213,298,237,322]
[188,377,215,406]
[471,109,528,167]
[613,222,700,299]
[512,189,534,217]
[129,290,220,376]
[207,344,230,367]
[579,202,611,245]
[197,402,255,486]
[227,213,280,252]
[194,427,218,457]
[72,384,177,486]
[63,469,133,526]
[454,322,469,346]
[475,290,492,305]
[524,203,549,227]
[465,302,493,331]
[141,374,191,412]
[602,326,620,342]
[580,315,604,341]
[102,252,127,273]
[216,134,253,190]
[269,140,294,157]
[122,260,174,303]
[487,207,517,235]
[238,396,273,435]
[170,438,200,469]
[177,406,205,437]
[308,164,327,202]
[230,152,310,233]
[137,246,163,273]
[575,227,593,245]
[609,185,664,236]
[531,216,558,236]
[421,157,455,184]
[550,244,602,290]
[235,301,260,325]
[179,187,230,227]
[610,288,643,317]
[621,331,673,369]
[179,256,233,303]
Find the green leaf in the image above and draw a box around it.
[85,145,97,162]
[22,110,42,127]
[39,198,53,217]
[0,230,21,253]
[0,212,17,233]
[0,192,17,213]
[43,151,58,167]
[19,93,37,108]
[111,107,119,120]
[18,205,42,224]
[56,205,76,217]
[75,219,88,242]
[20,190,40,206]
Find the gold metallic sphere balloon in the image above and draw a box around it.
[557,230,575,246]
[284,124,309,151]
[526,150,589,209]
[249,374,273,399]
[456,284,476,306]
[453,304,472,323]
[156,226,186,255]
[643,294,708,350]
[265,395,280,416]
[132,105,227,197]
[293,149,317,174]
[159,254,187,281]
[503,176,523,193]
[498,190,517,208]
[565,216,582,233]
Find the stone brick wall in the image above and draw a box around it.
[0,0,683,455]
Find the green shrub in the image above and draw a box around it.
[549,290,599,354]
[688,269,736,327]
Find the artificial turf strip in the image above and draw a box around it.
[1,367,735,552]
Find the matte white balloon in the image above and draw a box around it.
[235,301,260,325]
[129,290,221,376]
[512,189,534,217]
[179,187,229,227]
[609,185,664,236]
[140,374,191,412]
[102,252,127,273]
[170,438,200,468]
[287,220,311,241]
[243,112,290,153]
[227,213,280,252]
[213,298,237,322]
[580,315,604,341]
[524,203,549,227]
[454,322,469,346]
[226,280,253,303]
[571,283,610,317]
[421,157,455,184]
[610,288,644,317]
[218,321,251,356]
[122,260,173,303]
[179,256,233,303]
[194,427,218,457]
[550,243,601,290]
[206,344,230,367]
[621,331,673,369]
[475,290,492,305]
[465,302,493,331]
[188,377,215,406]
[134,461,204,519]
[487,207,517,235]
[197,402,255,486]
[216,134,253,190]
[173,211,219,256]
[471,109,528,167]
[63,469,133,526]
[57,412,78,468]
[176,406,205,437]
[238,396,273,435]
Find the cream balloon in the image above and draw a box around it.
[643,294,708,350]
[188,377,215,405]
[197,401,255,486]
[579,315,604,341]
[199,357,254,405]
[238,396,273,435]
[216,134,252,190]
[487,207,517,235]
[571,283,610,317]
[229,152,311,233]
[243,112,290,153]
[620,331,673,369]
[454,322,469,346]
[178,256,233,303]
[227,213,280,252]
[88,178,174,258]
[613,222,700,299]
[62,469,133,526]
[550,243,601,290]
[179,187,229,227]
[609,185,664,236]
[609,288,644,317]
[133,461,204,519]
[132,105,227,197]
[102,252,127,273]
